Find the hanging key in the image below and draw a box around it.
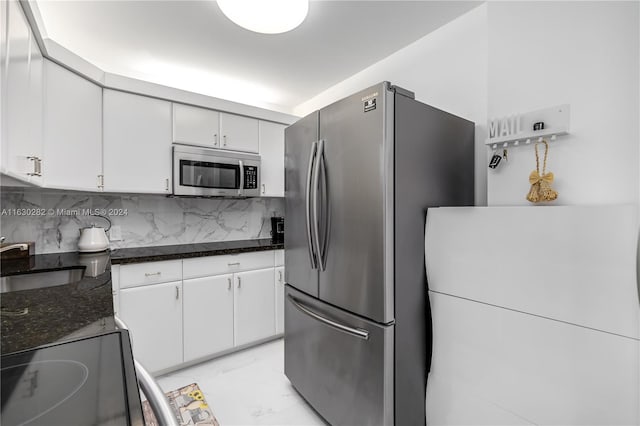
[502,148,508,162]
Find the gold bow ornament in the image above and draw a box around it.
[526,140,558,203]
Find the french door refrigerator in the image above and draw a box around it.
[284,82,474,425]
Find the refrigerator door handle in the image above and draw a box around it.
[312,139,326,271]
[319,144,329,270]
[306,141,318,269]
[287,295,370,340]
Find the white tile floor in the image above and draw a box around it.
[156,339,326,426]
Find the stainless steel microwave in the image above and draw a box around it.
[172,144,261,197]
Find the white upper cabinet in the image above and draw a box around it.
[2,0,43,185]
[43,60,102,191]
[103,90,172,194]
[219,112,259,153]
[259,121,285,197]
[173,103,220,148]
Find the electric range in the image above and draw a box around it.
[1,330,144,426]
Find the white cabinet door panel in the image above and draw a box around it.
[103,90,172,193]
[3,1,42,184]
[43,60,102,191]
[234,268,275,346]
[220,113,259,153]
[275,266,285,334]
[258,121,285,197]
[183,274,234,362]
[119,281,183,373]
[173,103,220,148]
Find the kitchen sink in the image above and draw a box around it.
[0,269,85,293]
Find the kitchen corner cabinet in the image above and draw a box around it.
[275,266,285,334]
[234,268,276,346]
[259,121,286,197]
[103,90,172,193]
[119,280,183,373]
[183,274,234,363]
[219,112,259,153]
[43,60,102,191]
[2,0,43,185]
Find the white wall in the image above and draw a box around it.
[487,1,639,206]
[294,4,489,206]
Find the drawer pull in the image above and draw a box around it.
[175,286,179,299]
[278,270,283,282]
[287,295,369,340]
[227,277,232,290]
[227,262,241,267]
[237,277,241,288]
[145,272,162,277]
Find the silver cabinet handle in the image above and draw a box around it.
[227,277,232,290]
[223,135,227,146]
[278,270,282,282]
[27,156,42,177]
[175,286,179,299]
[214,134,218,146]
[237,276,241,288]
[312,139,326,271]
[227,262,241,266]
[97,174,104,189]
[165,178,169,192]
[145,272,161,277]
[305,142,318,269]
[287,295,369,340]
[262,183,266,194]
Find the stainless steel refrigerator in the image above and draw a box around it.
[284,82,474,425]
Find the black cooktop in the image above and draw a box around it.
[1,330,144,426]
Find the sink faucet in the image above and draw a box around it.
[0,243,29,254]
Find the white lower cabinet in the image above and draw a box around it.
[119,281,183,373]
[116,251,281,372]
[275,266,285,334]
[234,268,276,346]
[183,274,235,362]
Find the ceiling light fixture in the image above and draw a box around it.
[217,0,309,34]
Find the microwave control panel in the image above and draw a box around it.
[244,166,258,189]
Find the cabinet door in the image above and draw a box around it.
[219,112,259,153]
[259,121,285,197]
[43,60,102,191]
[119,281,183,373]
[275,266,285,334]
[3,1,43,184]
[234,268,275,346]
[103,90,172,193]
[183,274,234,362]
[173,103,220,148]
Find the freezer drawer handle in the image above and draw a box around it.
[287,295,369,340]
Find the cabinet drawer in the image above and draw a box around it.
[275,249,284,266]
[120,260,182,289]
[183,251,274,279]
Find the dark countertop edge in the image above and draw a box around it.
[110,240,284,265]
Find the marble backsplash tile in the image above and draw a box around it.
[0,189,284,254]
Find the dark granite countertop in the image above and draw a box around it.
[1,252,115,354]
[111,238,284,265]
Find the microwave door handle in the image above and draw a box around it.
[238,160,244,196]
